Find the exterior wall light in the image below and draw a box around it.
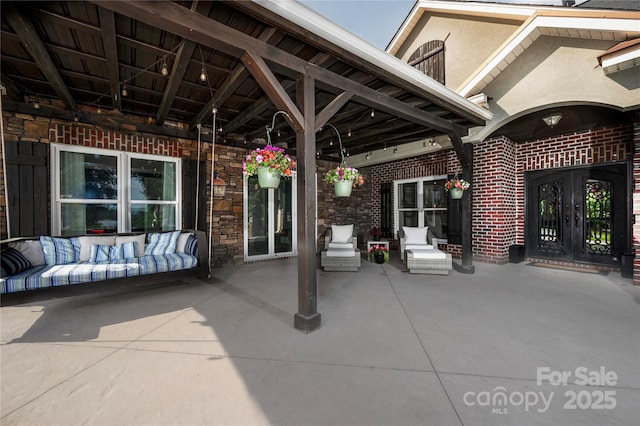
[213,176,226,197]
[542,113,563,128]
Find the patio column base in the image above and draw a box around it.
[452,261,475,274]
[294,312,321,333]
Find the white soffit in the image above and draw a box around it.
[458,14,640,96]
[256,0,493,122]
[598,38,640,75]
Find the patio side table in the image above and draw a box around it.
[367,240,389,262]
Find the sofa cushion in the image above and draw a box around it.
[115,234,146,257]
[331,224,354,244]
[145,231,181,255]
[115,242,138,260]
[90,242,139,262]
[1,248,32,277]
[40,236,79,265]
[8,240,46,266]
[403,226,428,245]
[89,244,112,262]
[77,235,116,261]
[184,234,198,257]
[176,232,194,253]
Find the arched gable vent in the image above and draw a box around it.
[408,40,445,84]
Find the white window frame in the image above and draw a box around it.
[51,144,181,234]
[393,174,447,237]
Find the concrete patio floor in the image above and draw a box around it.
[1,257,639,426]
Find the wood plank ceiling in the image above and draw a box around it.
[1,0,486,160]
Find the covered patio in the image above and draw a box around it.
[1,259,638,425]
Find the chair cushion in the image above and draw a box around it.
[410,249,446,259]
[325,248,356,258]
[403,226,428,245]
[328,242,354,249]
[331,224,354,244]
[405,244,433,251]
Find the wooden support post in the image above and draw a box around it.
[459,143,475,273]
[294,75,321,333]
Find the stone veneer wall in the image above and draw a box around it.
[316,160,372,250]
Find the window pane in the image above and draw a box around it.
[60,204,117,235]
[131,204,176,232]
[423,179,447,208]
[399,211,418,228]
[399,183,417,208]
[60,152,117,199]
[131,159,176,201]
[424,210,447,239]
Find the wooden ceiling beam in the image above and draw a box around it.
[241,51,303,131]
[4,3,76,110]
[97,7,121,111]
[90,0,466,136]
[156,40,196,125]
[190,27,283,129]
[314,91,353,132]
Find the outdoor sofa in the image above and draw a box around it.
[0,229,209,298]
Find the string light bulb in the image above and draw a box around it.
[161,62,169,77]
[370,109,375,118]
[33,101,40,109]
[348,128,352,138]
[121,83,128,97]
[199,67,207,82]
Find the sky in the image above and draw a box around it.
[299,0,415,50]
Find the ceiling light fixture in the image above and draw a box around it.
[200,67,207,82]
[347,128,352,138]
[161,62,169,77]
[383,143,387,151]
[121,82,128,97]
[542,113,563,128]
[370,109,375,119]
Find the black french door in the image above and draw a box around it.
[525,164,628,266]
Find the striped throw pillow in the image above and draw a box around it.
[89,244,112,262]
[145,231,181,255]
[1,247,32,277]
[112,242,138,260]
[40,236,80,265]
[184,234,199,257]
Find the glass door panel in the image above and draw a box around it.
[245,174,296,259]
[247,176,269,256]
[275,179,293,253]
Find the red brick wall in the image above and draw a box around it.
[49,123,182,156]
[472,136,517,263]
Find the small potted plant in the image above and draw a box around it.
[324,166,364,197]
[368,244,389,264]
[369,227,382,241]
[243,145,296,189]
[444,177,470,199]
